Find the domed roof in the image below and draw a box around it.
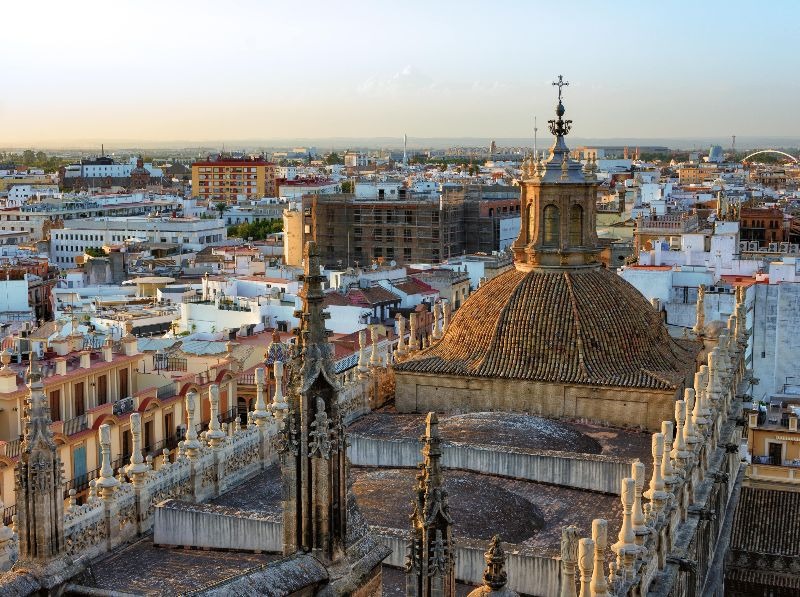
[396,267,697,391]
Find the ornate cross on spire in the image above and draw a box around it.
[548,74,572,138]
[553,74,569,102]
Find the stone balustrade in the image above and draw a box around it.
[0,362,384,574]
[559,302,749,597]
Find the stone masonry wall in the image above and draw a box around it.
[395,372,678,432]
[348,435,629,494]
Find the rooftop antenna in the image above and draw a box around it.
[533,116,538,158]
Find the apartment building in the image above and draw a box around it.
[192,156,276,203]
[746,395,800,488]
[0,193,184,242]
[50,215,227,265]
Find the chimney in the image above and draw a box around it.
[102,340,113,363]
[55,358,67,376]
[0,366,17,394]
[748,413,758,429]
[790,417,798,432]
[122,335,138,356]
[80,350,91,369]
[51,336,70,356]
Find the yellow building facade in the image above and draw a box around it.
[191,158,276,203]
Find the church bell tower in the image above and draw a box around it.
[511,75,601,270]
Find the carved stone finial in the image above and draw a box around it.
[206,384,227,447]
[431,302,443,341]
[590,519,610,596]
[661,420,677,486]
[251,366,269,426]
[96,423,120,499]
[482,535,509,591]
[643,433,668,518]
[271,360,288,417]
[560,525,580,597]
[183,391,202,457]
[357,328,369,376]
[126,412,149,481]
[672,400,690,467]
[578,537,594,597]
[693,284,706,335]
[631,460,648,540]
[369,324,381,367]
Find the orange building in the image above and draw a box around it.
[191,156,276,203]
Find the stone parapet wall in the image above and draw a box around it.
[349,435,630,494]
[154,500,281,552]
[395,373,678,432]
[375,526,561,596]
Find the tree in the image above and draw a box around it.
[215,202,229,218]
[226,218,283,240]
[22,150,35,165]
[341,180,354,193]
[325,152,343,165]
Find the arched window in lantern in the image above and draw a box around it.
[542,204,560,247]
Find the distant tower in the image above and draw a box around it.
[623,146,629,160]
[279,241,349,562]
[405,412,456,596]
[534,116,538,158]
[731,135,736,156]
[403,134,408,166]
[16,355,65,562]
[489,140,497,157]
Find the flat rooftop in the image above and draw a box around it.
[80,537,279,595]
[348,410,653,461]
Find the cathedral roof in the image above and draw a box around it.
[395,266,697,390]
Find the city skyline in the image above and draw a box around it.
[2,0,798,146]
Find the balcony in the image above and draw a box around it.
[112,396,135,416]
[62,414,89,436]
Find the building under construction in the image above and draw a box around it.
[288,184,520,269]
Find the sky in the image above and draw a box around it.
[1,0,799,147]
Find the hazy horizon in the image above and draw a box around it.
[2,0,798,147]
[2,136,800,155]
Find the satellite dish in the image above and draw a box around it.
[270,287,280,297]
[390,260,397,267]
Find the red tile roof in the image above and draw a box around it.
[396,267,697,390]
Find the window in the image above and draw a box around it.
[543,205,560,247]
[404,247,412,260]
[74,382,85,417]
[49,390,61,422]
[569,205,583,246]
[119,368,129,399]
[97,375,108,405]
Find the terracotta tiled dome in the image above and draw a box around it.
[395,267,697,390]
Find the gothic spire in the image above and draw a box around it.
[16,352,65,562]
[295,240,332,354]
[406,412,456,597]
[280,241,348,563]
